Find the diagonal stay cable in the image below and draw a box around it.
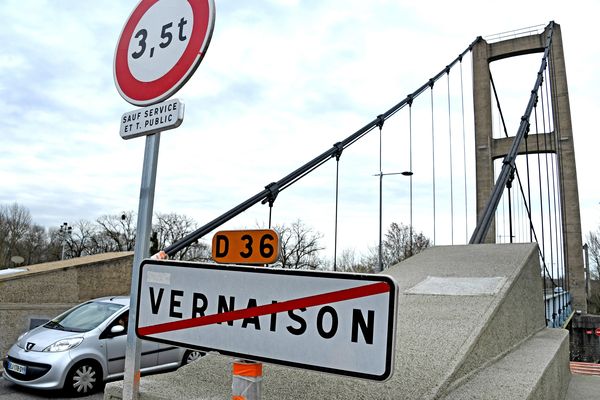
[164,37,483,257]
[493,72,557,284]
[512,166,559,285]
[490,71,510,138]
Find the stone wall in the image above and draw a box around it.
[0,252,133,361]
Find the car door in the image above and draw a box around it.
[101,311,159,375]
[157,343,183,366]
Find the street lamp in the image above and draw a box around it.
[59,222,72,260]
[373,170,413,273]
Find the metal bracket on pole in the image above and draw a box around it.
[123,133,161,400]
[261,182,279,207]
[332,141,344,161]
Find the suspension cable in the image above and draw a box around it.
[267,183,278,229]
[164,37,482,257]
[469,21,555,244]
[549,45,569,294]
[377,116,385,273]
[430,83,437,245]
[490,72,510,138]
[333,142,343,272]
[513,166,558,282]
[268,205,273,229]
[507,171,514,243]
[525,117,533,242]
[545,66,565,316]
[447,69,454,244]
[535,99,546,256]
[511,151,561,327]
[534,102,549,323]
[540,70,558,323]
[542,73,556,294]
[500,185,505,242]
[460,58,469,242]
[408,97,414,254]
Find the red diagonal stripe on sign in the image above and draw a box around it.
[138,281,390,336]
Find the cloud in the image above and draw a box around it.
[0,0,598,256]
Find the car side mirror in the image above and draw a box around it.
[110,325,126,335]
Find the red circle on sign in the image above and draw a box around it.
[114,0,215,106]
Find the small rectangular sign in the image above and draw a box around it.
[136,260,398,381]
[212,229,279,264]
[120,98,184,139]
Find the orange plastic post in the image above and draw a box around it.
[232,360,263,400]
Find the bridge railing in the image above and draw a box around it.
[545,290,572,327]
[484,24,546,43]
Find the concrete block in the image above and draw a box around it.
[104,244,556,400]
[442,328,570,400]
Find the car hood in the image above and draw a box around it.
[17,326,86,352]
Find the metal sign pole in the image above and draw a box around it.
[123,132,161,400]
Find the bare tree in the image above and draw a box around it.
[65,220,98,258]
[383,222,430,267]
[0,203,218,265]
[46,227,64,261]
[361,222,431,271]
[272,220,325,270]
[587,229,600,280]
[20,224,48,265]
[0,203,33,266]
[153,213,211,261]
[336,248,374,273]
[96,211,136,252]
[587,229,600,313]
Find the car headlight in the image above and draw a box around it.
[43,337,84,352]
[16,332,29,348]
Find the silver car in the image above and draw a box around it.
[2,296,203,395]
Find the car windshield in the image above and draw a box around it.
[44,301,124,332]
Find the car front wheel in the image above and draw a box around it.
[65,360,102,396]
[183,350,204,365]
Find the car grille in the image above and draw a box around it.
[3,356,51,381]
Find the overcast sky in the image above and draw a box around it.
[0,0,598,258]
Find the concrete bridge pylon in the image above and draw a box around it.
[471,22,586,312]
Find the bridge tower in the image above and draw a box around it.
[471,23,586,312]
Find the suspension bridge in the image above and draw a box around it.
[161,21,583,328]
[106,20,597,400]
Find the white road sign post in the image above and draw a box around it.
[136,260,399,381]
[114,1,215,399]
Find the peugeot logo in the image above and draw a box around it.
[25,342,35,351]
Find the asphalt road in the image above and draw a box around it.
[0,375,104,400]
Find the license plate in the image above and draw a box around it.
[7,361,26,375]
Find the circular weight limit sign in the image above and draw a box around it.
[114,0,215,106]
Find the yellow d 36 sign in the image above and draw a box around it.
[212,229,279,264]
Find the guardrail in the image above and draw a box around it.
[544,290,571,328]
[484,24,546,43]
